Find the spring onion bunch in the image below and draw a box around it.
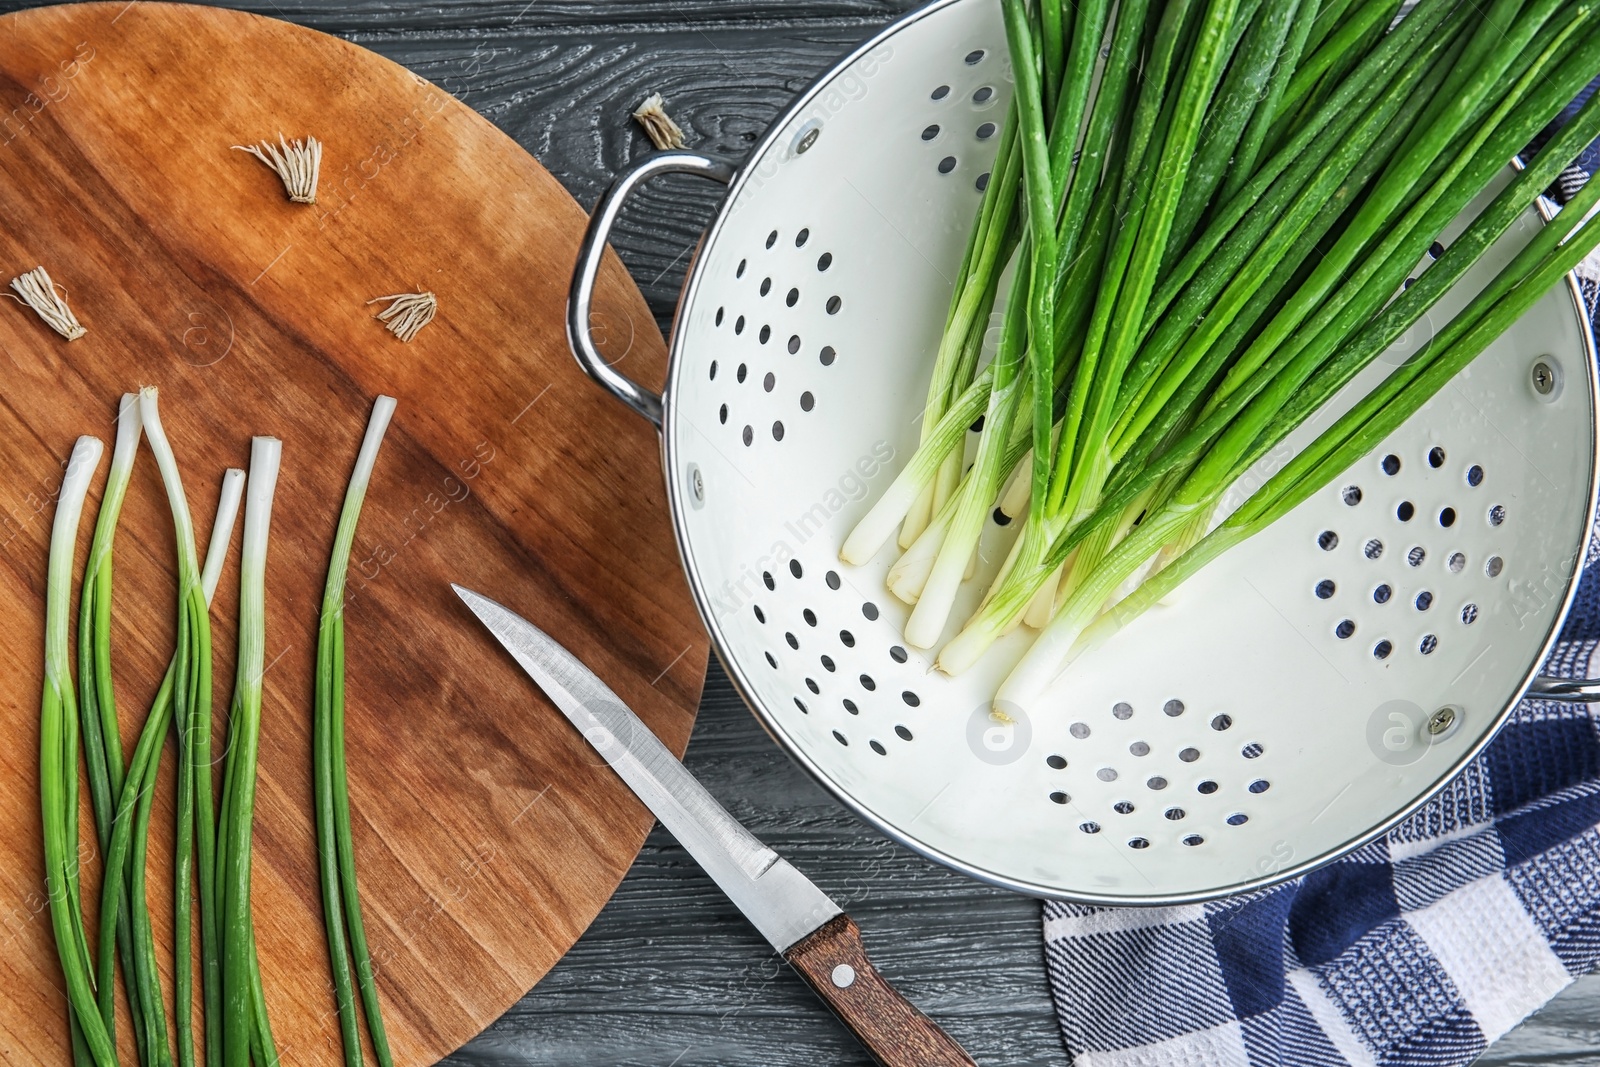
[41,435,117,1067]
[217,438,282,1067]
[843,0,1600,713]
[315,396,397,1067]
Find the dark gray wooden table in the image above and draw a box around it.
[10,0,1599,1062]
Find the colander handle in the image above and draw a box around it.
[568,150,739,427]
[1526,676,1600,702]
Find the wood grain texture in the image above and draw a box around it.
[0,2,1595,1066]
[0,3,707,1064]
[785,913,977,1067]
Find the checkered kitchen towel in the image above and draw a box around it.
[1042,89,1600,1067]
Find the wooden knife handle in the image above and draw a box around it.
[784,914,977,1067]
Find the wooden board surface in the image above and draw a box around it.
[0,2,709,1064]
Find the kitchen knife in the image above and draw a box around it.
[453,585,977,1067]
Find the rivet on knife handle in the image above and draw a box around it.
[784,914,977,1067]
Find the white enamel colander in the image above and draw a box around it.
[566,0,1600,903]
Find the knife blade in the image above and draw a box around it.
[454,585,977,1067]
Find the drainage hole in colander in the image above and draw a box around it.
[1317,530,1339,551]
[895,724,913,741]
[736,258,747,278]
[1407,546,1426,567]
[938,156,958,175]
[860,674,876,691]
[763,372,776,392]
[1373,584,1392,604]
[977,121,997,139]
[785,632,798,650]
[826,570,841,590]
[862,601,880,620]
[1365,539,1384,560]
[753,605,765,623]
[922,123,941,141]
[1242,743,1263,759]
[786,335,801,357]
[1047,754,1067,770]
[1462,603,1478,624]
[760,277,772,297]
[902,691,920,707]
[1420,634,1438,655]
[1489,504,1506,526]
[759,325,772,345]
[794,697,807,713]
[802,608,817,626]
[1183,835,1204,846]
[870,740,887,755]
[1439,507,1457,528]
[1382,453,1401,475]
[1198,780,1218,794]
[840,629,856,647]
[1129,741,1150,756]
[765,230,778,249]
[1486,556,1504,578]
[818,252,833,272]
[1415,591,1433,611]
[735,316,746,335]
[1080,822,1101,834]
[888,645,908,663]
[992,507,1011,526]
[1248,779,1270,794]
[795,228,810,247]
[1428,446,1446,468]
[932,84,951,100]
[965,48,985,64]
[972,86,994,104]
[1448,552,1466,573]
[1070,722,1091,739]
[820,345,837,366]
[1179,748,1199,763]
[1467,464,1484,487]
[1147,776,1168,790]
[828,296,844,315]
[976,172,991,192]
[787,289,800,309]
[833,730,847,746]
[1374,640,1393,659]
[1227,813,1249,826]
[844,698,859,715]
[820,655,835,672]
[1113,801,1134,814]
[772,421,785,441]
[1335,619,1355,639]
[765,652,777,668]
[715,309,724,328]
[1164,699,1185,717]
[1165,808,1185,821]
[1128,838,1150,850]
[1096,767,1117,782]
[719,404,727,425]
[1397,501,1415,522]
[742,426,753,446]
[738,362,751,384]
[1315,579,1336,599]
[805,677,819,694]
[1048,791,1070,805]
[1343,485,1362,505]
[709,360,718,381]
[1113,701,1133,720]
[1211,714,1233,731]
[790,559,803,579]
[763,571,775,590]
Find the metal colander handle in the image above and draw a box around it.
[568,150,739,428]
[1526,676,1600,702]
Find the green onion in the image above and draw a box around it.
[41,434,119,1067]
[316,396,397,1067]
[217,438,281,1067]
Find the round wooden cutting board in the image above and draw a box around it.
[0,3,709,1063]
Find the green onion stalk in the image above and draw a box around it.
[109,467,245,1067]
[41,435,119,1067]
[76,394,148,1048]
[217,438,281,1067]
[138,386,218,1067]
[316,396,398,1067]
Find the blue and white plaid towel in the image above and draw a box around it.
[1043,89,1600,1067]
